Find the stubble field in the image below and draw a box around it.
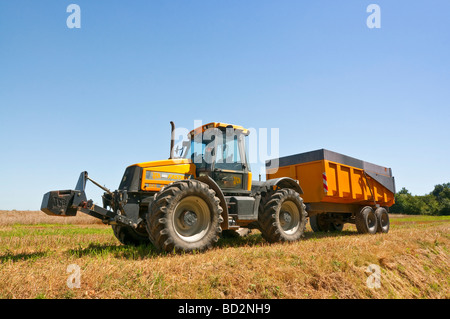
[0,210,448,299]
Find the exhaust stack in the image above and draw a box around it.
[169,121,175,159]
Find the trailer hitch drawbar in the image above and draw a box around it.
[41,171,137,227]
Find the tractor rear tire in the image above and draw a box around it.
[258,189,307,243]
[112,224,151,246]
[375,207,390,233]
[146,180,223,253]
[355,206,378,234]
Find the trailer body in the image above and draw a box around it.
[266,149,395,216]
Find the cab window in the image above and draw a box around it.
[214,135,244,171]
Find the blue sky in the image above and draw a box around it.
[0,0,449,210]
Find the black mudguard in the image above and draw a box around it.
[252,177,303,195]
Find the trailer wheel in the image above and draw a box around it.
[146,180,223,253]
[112,224,151,246]
[310,214,344,232]
[221,228,251,238]
[259,189,307,243]
[310,214,327,232]
[355,206,378,234]
[330,221,344,232]
[375,207,390,233]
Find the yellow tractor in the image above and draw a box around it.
[41,122,307,252]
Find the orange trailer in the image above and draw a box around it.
[266,149,395,234]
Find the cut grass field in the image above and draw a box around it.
[0,210,448,299]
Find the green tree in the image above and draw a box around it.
[390,183,450,215]
[390,188,419,215]
[431,183,450,215]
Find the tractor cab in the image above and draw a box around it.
[179,122,253,194]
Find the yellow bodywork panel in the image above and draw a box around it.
[131,159,196,192]
[134,158,192,168]
[247,172,252,191]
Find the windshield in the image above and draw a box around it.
[182,128,247,171]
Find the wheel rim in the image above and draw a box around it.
[279,201,300,235]
[173,196,211,242]
[367,211,377,232]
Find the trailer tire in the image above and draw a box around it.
[112,224,151,246]
[330,221,344,232]
[375,207,390,233]
[146,180,223,253]
[310,214,327,232]
[310,213,344,232]
[221,228,251,238]
[259,189,307,243]
[355,206,378,234]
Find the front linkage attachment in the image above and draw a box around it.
[41,171,138,228]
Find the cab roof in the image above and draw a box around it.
[189,122,250,136]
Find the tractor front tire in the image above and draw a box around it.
[112,224,151,246]
[146,180,223,253]
[259,189,307,243]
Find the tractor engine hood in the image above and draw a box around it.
[120,158,196,192]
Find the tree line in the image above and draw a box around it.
[390,183,450,215]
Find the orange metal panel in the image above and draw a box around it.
[267,153,395,207]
